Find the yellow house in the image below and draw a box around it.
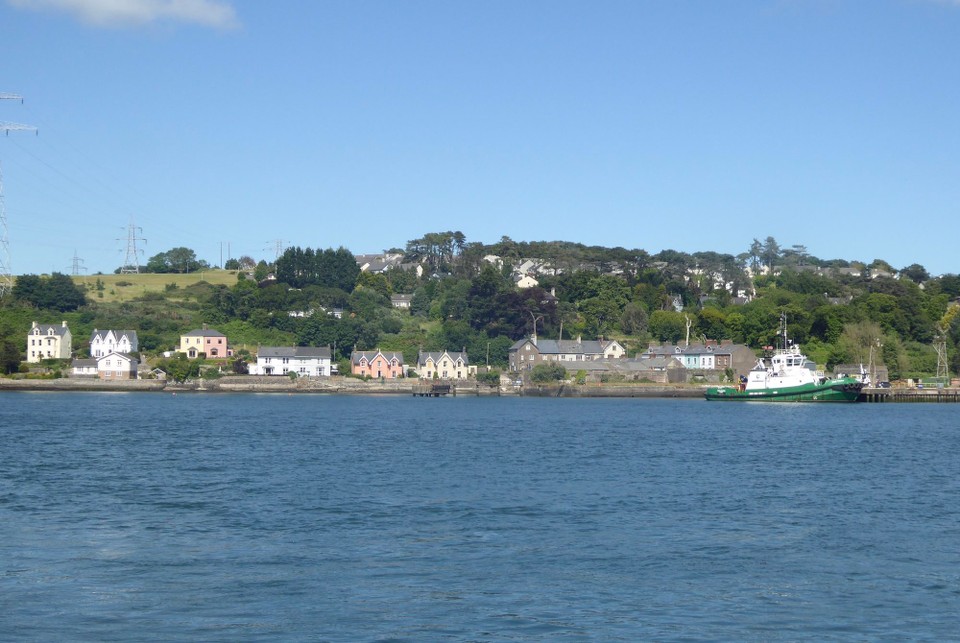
[416,350,475,380]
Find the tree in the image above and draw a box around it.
[146,247,207,273]
[0,337,21,374]
[649,310,686,343]
[761,236,781,270]
[13,273,86,311]
[530,362,567,383]
[900,263,930,284]
[620,302,648,335]
[833,321,884,367]
[154,355,201,383]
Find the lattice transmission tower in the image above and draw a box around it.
[117,218,147,274]
[69,250,86,276]
[1,92,37,297]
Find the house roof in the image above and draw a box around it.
[418,350,468,366]
[257,346,331,359]
[96,352,138,365]
[71,358,97,367]
[31,322,70,337]
[352,350,404,365]
[90,329,138,342]
[183,328,226,338]
[510,337,621,356]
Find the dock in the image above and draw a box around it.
[413,383,452,397]
[860,387,960,403]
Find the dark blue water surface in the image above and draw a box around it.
[2,392,959,641]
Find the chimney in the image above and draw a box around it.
[62,321,68,327]
[32,321,38,329]
[576,335,582,345]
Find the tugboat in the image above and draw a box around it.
[705,314,863,402]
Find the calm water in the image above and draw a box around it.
[1,392,959,641]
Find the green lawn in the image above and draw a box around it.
[73,271,242,303]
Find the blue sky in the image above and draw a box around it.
[1,0,958,276]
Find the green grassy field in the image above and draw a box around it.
[72,270,241,303]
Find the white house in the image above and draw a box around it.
[71,352,139,379]
[90,329,138,358]
[71,358,98,377]
[515,274,539,289]
[27,321,72,363]
[97,352,139,380]
[250,346,333,377]
[391,294,413,309]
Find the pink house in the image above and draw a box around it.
[179,327,232,359]
[351,349,405,379]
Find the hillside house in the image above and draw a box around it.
[179,327,231,359]
[27,321,72,363]
[509,335,626,373]
[416,350,474,380]
[250,346,332,377]
[352,349,405,379]
[90,329,138,357]
[641,340,756,377]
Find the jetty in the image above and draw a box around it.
[860,387,960,403]
[413,383,452,397]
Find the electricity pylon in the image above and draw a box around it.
[1,92,37,297]
[117,218,147,274]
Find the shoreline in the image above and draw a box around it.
[0,375,706,398]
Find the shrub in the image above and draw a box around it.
[530,362,567,383]
[476,370,501,386]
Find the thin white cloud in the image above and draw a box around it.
[8,0,240,30]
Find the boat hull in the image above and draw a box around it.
[705,379,863,402]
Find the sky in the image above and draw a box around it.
[1,0,959,277]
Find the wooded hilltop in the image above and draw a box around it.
[1,233,958,382]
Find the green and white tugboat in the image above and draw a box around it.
[705,314,863,402]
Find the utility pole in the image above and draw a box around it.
[117,218,146,274]
[1,92,37,297]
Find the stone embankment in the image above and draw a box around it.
[0,378,166,392]
[0,375,708,398]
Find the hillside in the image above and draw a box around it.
[72,271,241,303]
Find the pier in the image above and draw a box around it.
[860,387,960,403]
[413,383,452,397]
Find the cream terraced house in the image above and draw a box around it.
[27,321,72,363]
[416,350,475,380]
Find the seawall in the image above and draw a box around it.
[0,376,707,398]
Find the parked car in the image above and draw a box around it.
[877,381,891,389]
